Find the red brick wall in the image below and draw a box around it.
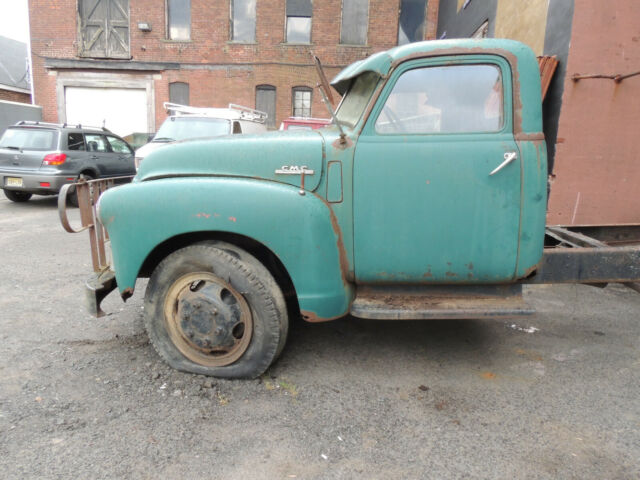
[29,0,441,128]
[0,89,31,104]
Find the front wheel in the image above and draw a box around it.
[4,190,32,202]
[144,244,288,378]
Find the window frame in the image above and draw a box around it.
[291,86,313,118]
[340,0,369,46]
[230,0,257,43]
[364,56,513,137]
[166,0,191,42]
[397,0,427,46]
[255,84,277,129]
[169,81,190,106]
[285,0,313,44]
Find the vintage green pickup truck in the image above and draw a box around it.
[60,39,640,379]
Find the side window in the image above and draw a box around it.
[231,0,256,42]
[375,64,504,135]
[167,0,191,41]
[169,81,190,105]
[85,134,109,153]
[340,0,368,45]
[292,87,312,117]
[286,0,312,43]
[256,85,276,129]
[68,133,85,151]
[107,136,133,154]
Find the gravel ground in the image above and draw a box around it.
[0,194,639,479]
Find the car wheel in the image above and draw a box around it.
[144,244,288,378]
[68,173,95,207]
[4,190,32,202]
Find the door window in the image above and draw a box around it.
[107,136,133,154]
[85,134,109,152]
[375,64,504,134]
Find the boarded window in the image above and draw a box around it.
[167,0,191,40]
[286,0,312,43]
[232,0,256,42]
[169,82,190,106]
[78,0,130,58]
[256,85,276,129]
[397,0,426,45]
[292,87,312,117]
[375,64,504,134]
[340,0,368,45]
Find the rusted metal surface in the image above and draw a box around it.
[350,285,533,320]
[571,70,640,83]
[86,269,117,318]
[528,227,640,285]
[58,175,133,273]
[537,55,558,100]
[547,2,640,226]
[164,272,253,366]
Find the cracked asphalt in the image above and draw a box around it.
[0,194,639,479]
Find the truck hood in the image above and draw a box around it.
[135,129,326,192]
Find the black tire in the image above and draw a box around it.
[144,244,288,378]
[194,240,289,360]
[68,173,95,207]
[4,190,32,202]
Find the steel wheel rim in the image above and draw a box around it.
[164,272,253,367]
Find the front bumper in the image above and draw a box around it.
[1,171,74,194]
[86,269,117,317]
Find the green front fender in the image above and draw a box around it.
[98,177,353,321]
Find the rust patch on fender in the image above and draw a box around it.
[311,192,350,283]
[300,310,345,323]
[514,132,545,141]
[121,287,134,301]
[332,136,354,150]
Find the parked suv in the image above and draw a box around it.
[134,103,268,169]
[0,121,135,204]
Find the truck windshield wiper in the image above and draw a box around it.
[152,137,174,142]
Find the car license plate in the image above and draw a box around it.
[6,177,23,187]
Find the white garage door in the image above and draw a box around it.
[65,87,148,137]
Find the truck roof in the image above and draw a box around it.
[331,38,543,136]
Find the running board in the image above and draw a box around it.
[350,285,534,320]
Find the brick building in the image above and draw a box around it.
[29,0,439,136]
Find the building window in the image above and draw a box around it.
[397,0,426,45]
[340,0,368,45]
[169,82,190,106]
[292,87,312,117]
[286,0,312,43]
[231,0,256,42]
[167,0,191,41]
[256,85,276,128]
[78,0,130,58]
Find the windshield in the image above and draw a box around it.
[0,128,58,151]
[334,72,380,128]
[154,117,231,142]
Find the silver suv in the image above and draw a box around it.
[0,121,135,204]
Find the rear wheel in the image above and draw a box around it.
[68,173,95,207]
[4,190,32,202]
[144,244,288,378]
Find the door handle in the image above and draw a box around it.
[490,151,517,176]
[90,155,99,160]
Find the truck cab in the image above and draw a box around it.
[75,39,549,378]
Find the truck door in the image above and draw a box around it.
[353,56,522,283]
